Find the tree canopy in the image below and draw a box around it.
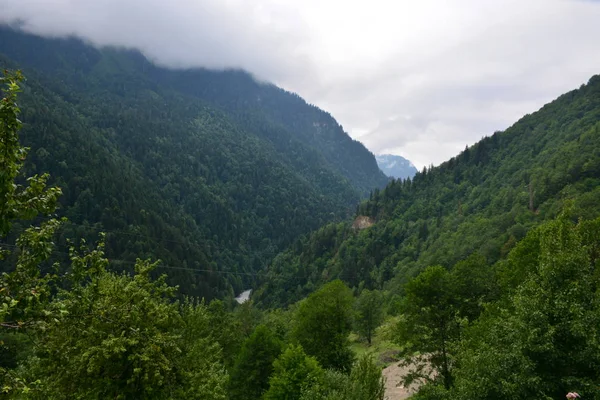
[0,27,388,301]
[292,280,355,372]
[257,74,600,307]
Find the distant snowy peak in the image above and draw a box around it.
[375,154,418,180]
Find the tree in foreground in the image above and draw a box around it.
[263,345,324,400]
[452,215,600,399]
[395,265,459,390]
[300,354,385,400]
[0,70,62,394]
[26,250,228,399]
[206,299,243,368]
[229,324,282,400]
[0,70,228,399]
[292,280,355,372]
[349,354,386,400]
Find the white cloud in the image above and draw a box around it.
[1,0,599,168]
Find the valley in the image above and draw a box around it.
[1,16,599,400]
[0,27,388,300]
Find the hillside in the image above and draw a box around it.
[256,74,600,307]
[0,26,388,300]
[375,154,417,180]
[2,62,599,400]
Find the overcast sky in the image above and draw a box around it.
[2,0,600,168]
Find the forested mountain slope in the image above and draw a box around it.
[0,26,388,300]
[257,74,600,307]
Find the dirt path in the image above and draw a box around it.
[382,362,416,400]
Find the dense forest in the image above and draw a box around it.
[0,27,388,300]
[256,74,600,307]
[0,71,390,399]
[1,26,599,400]
[248,73,600,398]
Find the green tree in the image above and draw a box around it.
[0,70,61,236]
[451,253,498,321]
[229,325,282,400]
[177,300,229,400]
[0,70,62,395]
[396,266,459,390]
[0,70,228,399]
[27,253,227,399]
[354,289,385,345]
[452,216,600,399]
[206,299,243,369]
[263,345,324,400]
[299,370,350,400]
[300,354,385,400]
[292,280,355,372]
[348,354,385,400]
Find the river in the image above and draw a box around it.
[235,289,252,304]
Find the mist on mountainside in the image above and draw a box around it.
[1,1,600,399]
[375,154,418,180]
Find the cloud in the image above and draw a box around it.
[1,0,600,168]
[0,0,315,81]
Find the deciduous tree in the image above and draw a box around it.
[292,280,354,372]
[354,289,384,345]
[263,345,324,400]
[229,324,282,400]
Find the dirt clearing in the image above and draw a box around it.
[382,362,417,400]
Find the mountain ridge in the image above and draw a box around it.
[375,154,417,180]
[0,26,388,300]
[256,74,600,307]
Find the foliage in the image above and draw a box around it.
[0,69,62,395]
[347,354,386,400]
[176,300,229,400]
[394,254,499,391]
[229,324,282,400]
[205,300,243,369]
[292,280,355,372]
[0,70,61,323]
[299,370,351,400]
[1,70,228,399]
[299,354,385,400]
[258,74,600,307]
[263,345,324,400]
[450,253,498,321]
[0,70,61,237]
[29,256,172,399]
[0,27,388,300]
[25,251,227,400]
[354,289,385,345]
[450,216,600,399]
[395,266,458,389]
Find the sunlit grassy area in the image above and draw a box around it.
[350,316,401,367]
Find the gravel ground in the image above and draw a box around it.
[382,362,417,400]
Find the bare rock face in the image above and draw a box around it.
[352,216,374,230]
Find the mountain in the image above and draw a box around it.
[375,154,417,179]
[256,74,600,307]
[0,26,388,300]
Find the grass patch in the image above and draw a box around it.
[350,316,401,367]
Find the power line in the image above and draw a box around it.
[0,242,265,278]
[26,213,280,257]
[3,212,283,280]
